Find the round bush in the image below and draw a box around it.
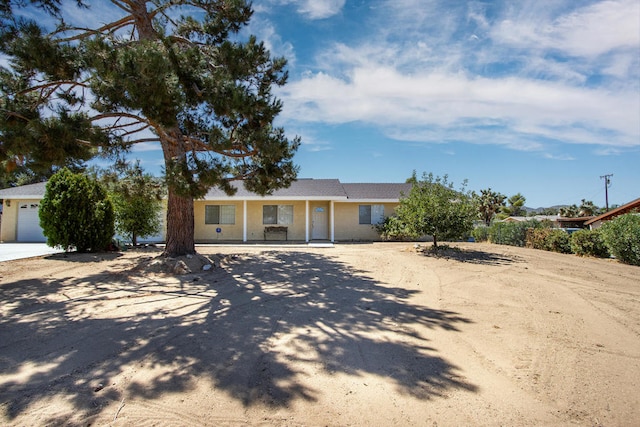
[570,229,610,258]
[39,168,115,252]
[600,214,640,266]
[471,226,490,242]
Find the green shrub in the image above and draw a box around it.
[489,220,543,247]
[570,229,610,258]
[526,228,572,254]
[600,214,640,266]
[545,229,572,254]
[374,215,414,241]
[472,226,490,242]
[39,168,115,252]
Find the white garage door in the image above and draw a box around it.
[17,202,46,242]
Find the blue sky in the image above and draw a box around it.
[7,1,640,208]
[236,0,639,208]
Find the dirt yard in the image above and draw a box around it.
[0,242,638,426]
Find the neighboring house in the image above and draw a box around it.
[584,197,640,230]
[502,215,562,226]
[0,179,412,243]
[502,215,597,229]
[556,216,594,229]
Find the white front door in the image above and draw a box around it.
[312,206,329,240]
[17,202,46,242]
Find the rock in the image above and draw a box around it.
[202,264,212,271]
[173,260,191,275]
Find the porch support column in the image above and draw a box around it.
[330,200,335,242]
[243,200,247,242]
[305,200,310,242]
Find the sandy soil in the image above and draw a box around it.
[0,242,639,426]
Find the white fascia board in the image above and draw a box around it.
[203,196,349,202]
[1,195,43,200]
[340,198,401,203]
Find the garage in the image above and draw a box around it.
[17,201,46,242]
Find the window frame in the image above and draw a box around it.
[359,204,385,225]
[263,204,294,225]
[205,204,236,225]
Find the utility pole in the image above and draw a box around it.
[600,174,613,211]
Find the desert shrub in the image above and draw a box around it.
[570,229,610,258]
[600,214,640,266]
[526,228,550,250]
[471,226,490,242]
[526,228,572,253]
[489,220,542,247]
[39,168,114,252]
[544,229,572,254]
[374,215,414,241]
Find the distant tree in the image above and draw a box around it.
[396,172,475,250]
[474,188,506,226]
[538,207,560,216]
[103,162,164,246]
[39,168,114,252]
[1,0,299,257]
[559,204,580,218]
[578,199,598,217]
[499,193,527,218]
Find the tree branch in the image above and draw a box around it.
[53,15,136,42]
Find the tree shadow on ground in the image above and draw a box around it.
[0,250,476,424]
[44,251,124,263]
[418,245,522,266]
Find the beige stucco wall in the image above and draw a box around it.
[0,199,19,242]
[245,200,307,241]
[194,200,245,242]
[193,200,308,241]
[189,199,401,242]
[334,202,399,241]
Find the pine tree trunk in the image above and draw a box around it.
[163,188,195,257]
[160,128,196,257]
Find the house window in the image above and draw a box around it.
[359,204,384,224]
[263,205,293,225]
[205,205,235,224]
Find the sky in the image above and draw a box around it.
[6,0,640,208]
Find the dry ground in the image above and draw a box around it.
[0,242,638,426]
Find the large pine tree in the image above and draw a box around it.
[0,0,300,256]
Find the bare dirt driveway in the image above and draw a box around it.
[0,242,638,426]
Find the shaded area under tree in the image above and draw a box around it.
[0,250,476,424]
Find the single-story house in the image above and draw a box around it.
[584,197,640,230]
[0,179,412,243]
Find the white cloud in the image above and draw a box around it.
[265,0,346,19]
[492,0,640,58]
[246,17,296,65]
[130,142,162,153]
[543,153,575,161]
[279,65,639,149]
[276,0,639,153]
[297,0,346,19]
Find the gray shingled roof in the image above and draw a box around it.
[0,179,411,201]
[342,183,412,200]
[204,179,348,200]
[0,182,47,199]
